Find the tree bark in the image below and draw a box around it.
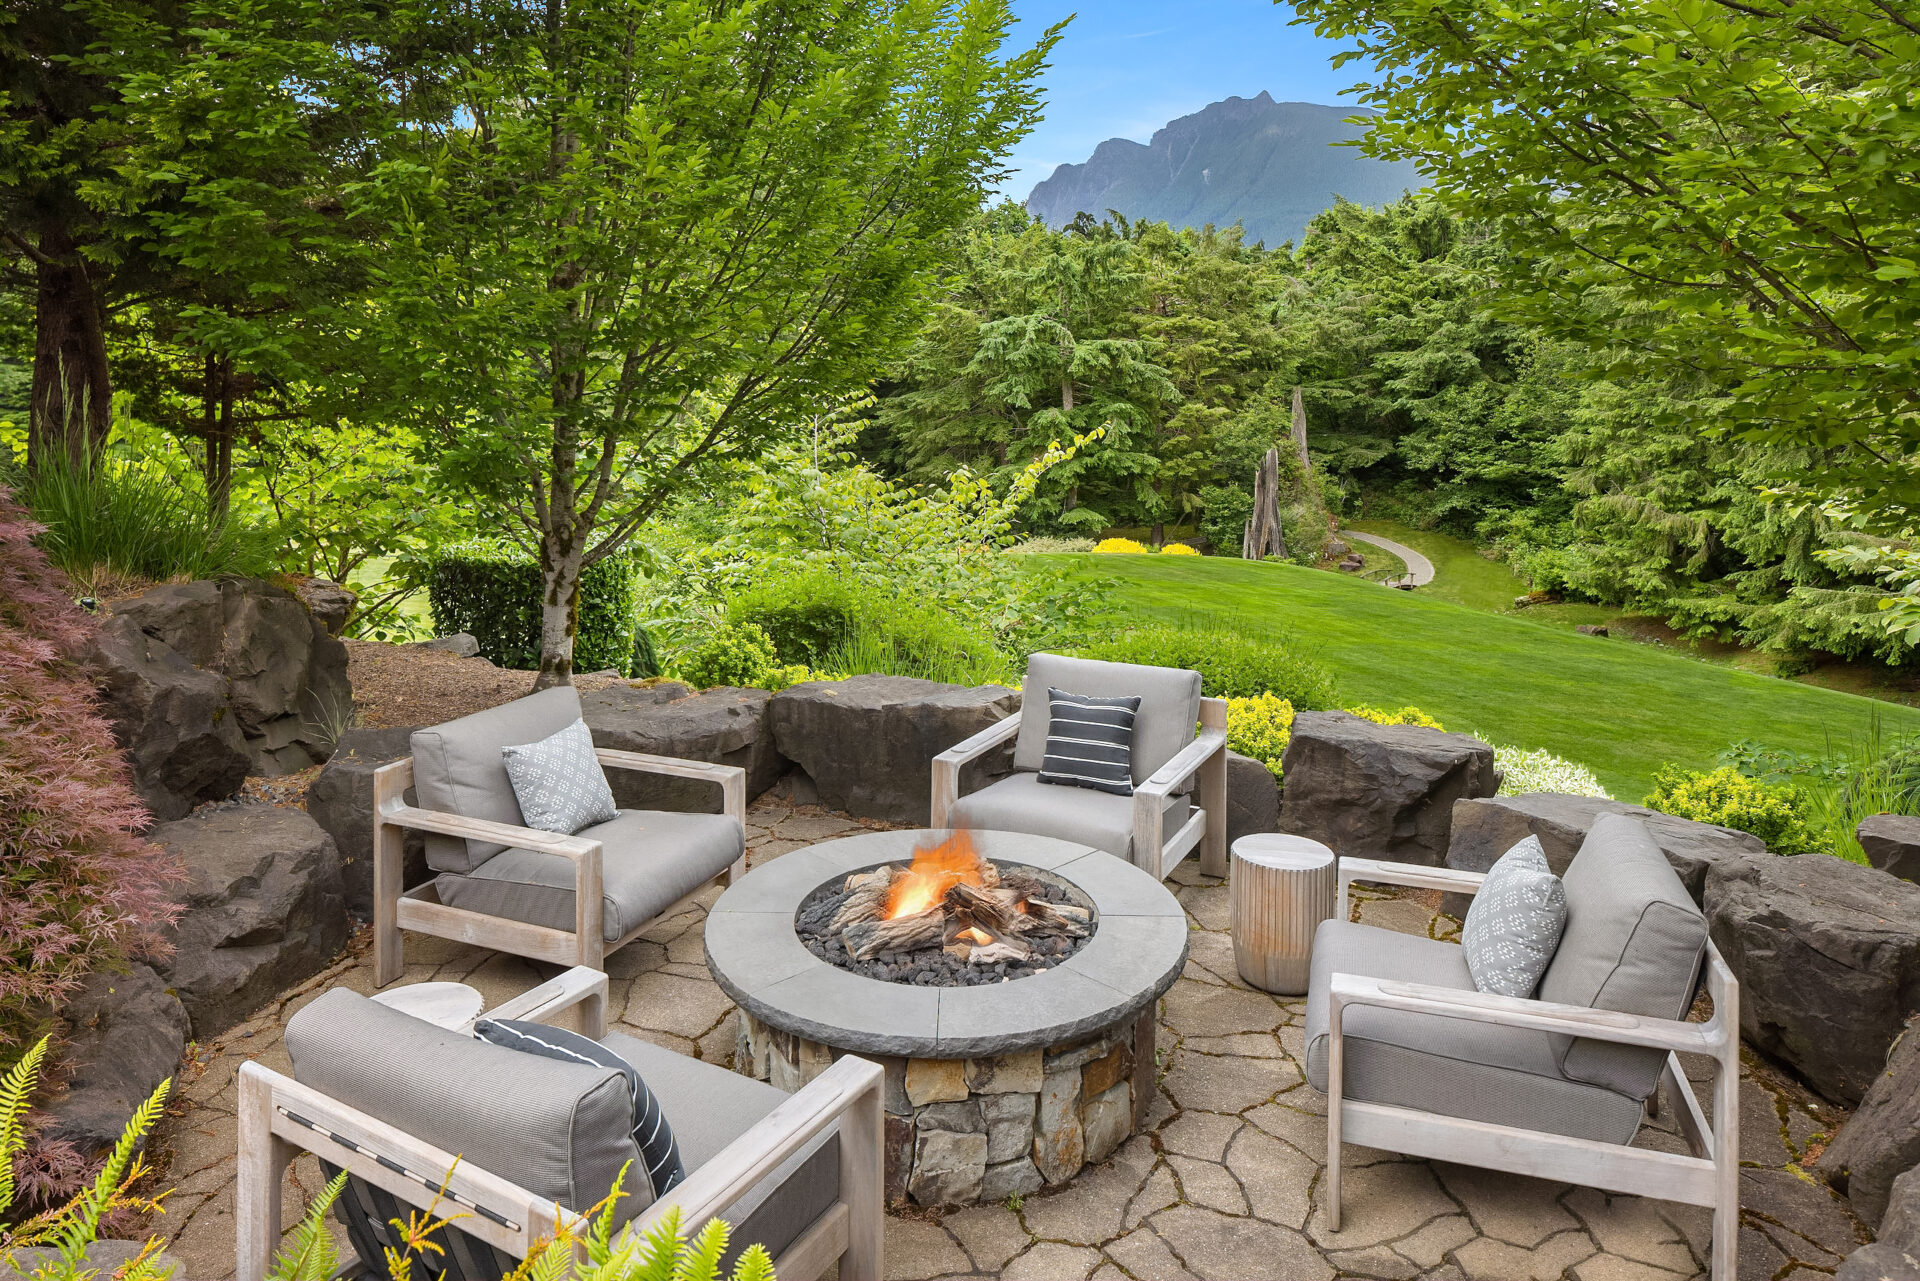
[534,530,585,691]
[27,222,111,471]
[205,357,234,522]
[1290,385,1311,479]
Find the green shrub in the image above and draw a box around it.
[728,572,1009,682]
[1006,536,1094,554]
[1198,484,1253,556]
[630,625,661,679]
[427,542,639,675]
[676,621,780,689]
[1076,624,1338,707]
[1643,765,1822,856]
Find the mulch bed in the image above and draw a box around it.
[344,639,633,729]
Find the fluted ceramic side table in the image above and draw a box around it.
[1230,834,1337,995]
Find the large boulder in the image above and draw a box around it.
[109,577,350,776]
[305,726,429,920]
[1448,792,1767,903]
[1883,1166,1920,1257]
[1707,854,1920,1106]
[39,965,187,1157]
[1225,751,1280,847]
[86,615,251,821]
[768,677,1019,824]
[0,1242,185,1281]
[1861,815,1920,886]
[1279,711,1496,866]
[1817,1017,1920,1225]
[289,576,357,637]
[150,805,350,1037]
[582,684,782,811]
[1837,1244,1920,1281]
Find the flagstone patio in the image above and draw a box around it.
[147,796,1866,1280]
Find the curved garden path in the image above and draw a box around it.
[1342,528,1435,586]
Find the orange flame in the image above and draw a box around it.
[885,828,987,919]
[957,926,993,945]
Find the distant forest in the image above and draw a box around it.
[860,199,1908,667]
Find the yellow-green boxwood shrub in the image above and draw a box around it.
[427,541,640,675]
[1643,765,1822,856]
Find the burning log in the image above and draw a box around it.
[1021,899,1092,938]
[969,941,1031,966]
[944,883,1026,938]
[830,866,896,933]
[843,906,945,960]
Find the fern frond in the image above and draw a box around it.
[729,1243,775,1281]
[0,1037,52,1217]
[48,1078,171,1271]
[672,1218,729,1281]
[632,1207,685,1281]
[263,1172,346,1281]
[111,1235,178,1280]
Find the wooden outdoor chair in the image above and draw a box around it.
[931,652,1228,881]
[236,967,883,1281]
[371,686,747,985]
[1308,814,1740,1280]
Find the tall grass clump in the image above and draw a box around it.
[13,447,269,593]
[0,486,185,1052]
[1722,719,1920,862]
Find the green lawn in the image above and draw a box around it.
[1055,553,1920,801]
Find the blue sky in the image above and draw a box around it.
[994,1,1366,200]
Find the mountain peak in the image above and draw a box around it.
[1025,95,1422,246]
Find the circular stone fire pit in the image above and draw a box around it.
[706,829,1187,1207]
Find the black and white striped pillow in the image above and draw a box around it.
[474,1019,684,1198]
[1036,687,1140,797]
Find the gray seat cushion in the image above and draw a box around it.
[435,809,744,941]
[1305,920,1646,1145]
[947,770,1190,861]
[412,687,585,873]
[286,988,648,1225]
[1013,653,1201,784]
[1538,812,1708,1099]
[600,1033,840,1270]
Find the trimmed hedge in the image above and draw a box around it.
[1076,624,1338,708]
[428,541,640,675]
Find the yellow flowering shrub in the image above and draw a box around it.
[1346,704,1445,731]
[1159,543,1201,556]
[1224,699,1446,780]
[1225,693,1296,779]
[1092,537,1152,554]
[1643,766,1821,855]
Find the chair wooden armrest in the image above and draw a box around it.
[594,748,747,829]
[929,712,1021,828]
[1337,857,1486,920]
[1130,726,1227,873]
[1326,970,1731,1056]
[378,795,602,863]
[628,1054,885,1279]
[475,966,610,1039]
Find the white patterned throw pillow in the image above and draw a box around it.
[1462,835,1568,999]
[500,718,618,835]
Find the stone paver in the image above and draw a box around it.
[146,795,1864,1279]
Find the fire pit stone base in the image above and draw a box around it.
[737,1007,1151,1207]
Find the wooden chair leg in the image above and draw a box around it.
[1711,1045,1740,1279]
[1199,745,1228,879]
[236,1066,292,1281]
[841,1070,885,1281]
[1327,1005,1345,1232]
[575,846,605,972]
[371,771,407,988]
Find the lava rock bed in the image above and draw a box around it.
[794,863,1096,987]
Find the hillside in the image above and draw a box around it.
[1024,93,1424,247]
[1048,553,1920,800]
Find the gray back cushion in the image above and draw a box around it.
[286,989,648,1224]
[412,687,584,872]
[1538,813,1708,1098]
[1014,653,1201,784]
